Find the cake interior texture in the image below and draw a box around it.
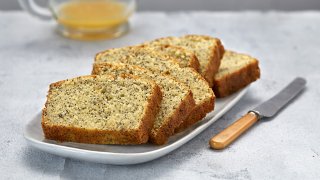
[148,35,222,78]
[93,63,190,131]
[95,46,215,132]
[93,62,195,144]
[95,47,213,106]
[213,50,260,98]
[44,76,154,131]
[142,44,199,71]
[215,51,258,79]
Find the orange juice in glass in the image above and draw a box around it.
[19,0,136,40]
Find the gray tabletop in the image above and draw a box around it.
[1,11,320,180]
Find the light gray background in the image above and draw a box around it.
[1,0,320,11]
[0,11,320,179]
[1,0,320,179]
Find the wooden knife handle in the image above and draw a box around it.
[210,112,259,150]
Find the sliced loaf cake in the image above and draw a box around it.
[146,35,225,87]
[92,62,195,144]
[42,75,162,144]
[140,44,200,72]
[213,51,260,98]
[94,46,215,132]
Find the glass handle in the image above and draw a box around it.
[18,0,52,20]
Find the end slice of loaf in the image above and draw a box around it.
[213,51,261,98]
[42,75,162,144]
[95,46,215,132]
[140,44,200,72]
[146,35,225,87]
[92,62,195,145]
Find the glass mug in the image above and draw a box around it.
[18,0,136,40]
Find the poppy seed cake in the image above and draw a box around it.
[213,51,261,97]
[94,46,215,132]
[42,75,162,144]
[147,35,225,87]
[140,44,200,72]
[92,62,196,144]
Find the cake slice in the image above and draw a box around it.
[213,51,261,98]
[92,62,195,144]
[42,75,162,144]
[146,35,225,87]
[140,44,200,72]
[94,46,215,132]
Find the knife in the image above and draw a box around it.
[210,77,307,150]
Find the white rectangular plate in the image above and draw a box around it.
[24,87,248,165]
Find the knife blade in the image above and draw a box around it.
[210,77,307,150]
